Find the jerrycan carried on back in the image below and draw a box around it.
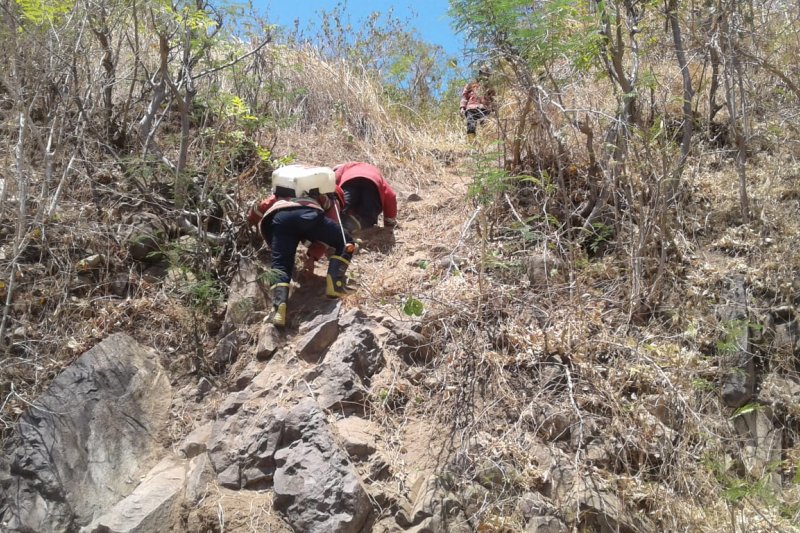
[271,164,336,197]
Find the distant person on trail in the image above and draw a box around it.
[333,162,398,232]
[459,64,496,142]
[247,165,356,327]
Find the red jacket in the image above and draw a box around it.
[333,162,397,220]
[247,185,346,260]
[460,80,495,112]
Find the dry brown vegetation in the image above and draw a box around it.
[3,0,800,531]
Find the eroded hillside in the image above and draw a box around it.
[3,0,800,531]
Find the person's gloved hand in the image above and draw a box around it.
[384,217,397,228]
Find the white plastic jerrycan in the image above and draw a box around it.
[271,164,336,196]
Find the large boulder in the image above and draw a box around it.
[80,453,215,533]
[81,456,187,533]
[300,321,386,412]
[204,359,299,490]
[0,333,172,532]
[296,302,341,362]
[207,402,288,490]
[273,399,371,533]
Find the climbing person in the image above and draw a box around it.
[247,164,356,327]
[459,64,496,142]
[332,161,398,233]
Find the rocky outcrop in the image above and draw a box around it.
[195,308,400,531]
[4,297,670,533]
[336,416,380,460]
[296,302,341,362]
[81,453,215,533]
[395,475,471,533]
[530,442,655,533]
[0,333,172,532]
[207,396,288,490]
[81,457,187,533]
[273,399,371,533]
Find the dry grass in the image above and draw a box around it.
[346,123,800,530]
[3,22,800,532]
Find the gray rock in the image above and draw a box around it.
[585,445,611,466]
[212,330,249,372]
[299,323,386,413]
[772,320,798,357]
[366,453,392,482]
[340,308,370,328]
[717,275,755,408]
[733,407,782,489]
[109,272,130,298]
[538,362,566,392]
[436,256,466,270]
[397,476,470,533]
[336,417,379,460]
[81,456,186,533]
[460,483,489,519]
[536,407,573,442]
[396,475,437,528]
[196,377,214,396]
[0,334,171,533]
[141,262,168,282]
[217,463,241,489]
[233,361,261,391]
[297,302,341,362]
[126,214,168,263]
[327,324,385,382]
[185,453,215,504]
[771,305,795,323]
[217,390,247,416]
[76,253,106,273]
[240,411,286,489]
[523,249,564,286]
[220,256,268,336]
[256,322,282,361]
[373,517,406,532]
[179,422,213,459]
[368,484,403,516]
[231,361,261,392]
[516,491,559,523]
[407,193,423,202]
[202,359,302,491]
[529,443,655,532]
[384,321,433,365]
[304,360,366,411]
[273,400,371,533]
[207,404,287,490]
[760,374,800,408]
[526,516,568,533]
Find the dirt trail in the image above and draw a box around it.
[353,164,471,310]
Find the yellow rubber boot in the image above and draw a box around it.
[326,255,351,298]
[270,283,289,327]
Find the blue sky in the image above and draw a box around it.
[254,0,466,59]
